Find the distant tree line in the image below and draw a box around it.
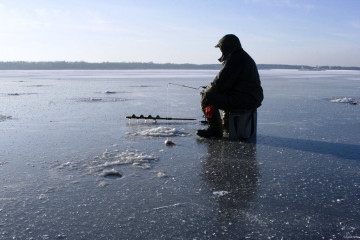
[257,64,360,71]
[0,61,221,70]
[0,61,359,70]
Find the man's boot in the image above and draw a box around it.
[197,110,223,138]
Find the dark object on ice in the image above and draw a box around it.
[103,171,122,178]
[164,138,177,146]
[104,90,116,94]
[56,234,67,239]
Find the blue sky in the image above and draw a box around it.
[1,0,359,66]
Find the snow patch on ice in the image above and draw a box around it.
[55,161,79,170]
[213,190,230,197]
[53,149,158,179]
[0,161,8,167]
[152,171,168,178]
[128,126,188,137]
[98,181,109,188]
[330,97,359,105]
[38,194,48,200]
[87,149,159,174]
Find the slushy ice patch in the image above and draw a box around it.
[128,126,189,137]
[87,149,159,171]
[55,161,79,170]
[54,149,159,179]
[0,161,8,167]
[330,97,360,105]
[213,191,230,197]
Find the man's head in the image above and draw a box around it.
[215,34,242,61]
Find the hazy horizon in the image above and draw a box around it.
[1,0,360,66]
[1,61,360,69]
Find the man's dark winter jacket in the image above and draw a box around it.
[210,48,264,110]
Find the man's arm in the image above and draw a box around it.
[211,56,241,92]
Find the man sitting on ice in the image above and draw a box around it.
[197,34,264,138]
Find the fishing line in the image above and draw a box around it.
[166,83,195,126]
[166,82,208,125]
[166,83,169,122]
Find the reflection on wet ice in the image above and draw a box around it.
[200,139,259,221]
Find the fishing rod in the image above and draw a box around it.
[167,83,205,90]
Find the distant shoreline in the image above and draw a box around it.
[0,61,359,71]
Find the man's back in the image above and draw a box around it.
[213,49,263,109]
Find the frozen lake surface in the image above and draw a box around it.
[0,69,359,239]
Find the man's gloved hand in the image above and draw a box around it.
[205,105,217,119]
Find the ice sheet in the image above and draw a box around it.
[0,69,359,239]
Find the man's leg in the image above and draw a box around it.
[197,107,223,138]
[197,89,223,138]
[222,110,230,133]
